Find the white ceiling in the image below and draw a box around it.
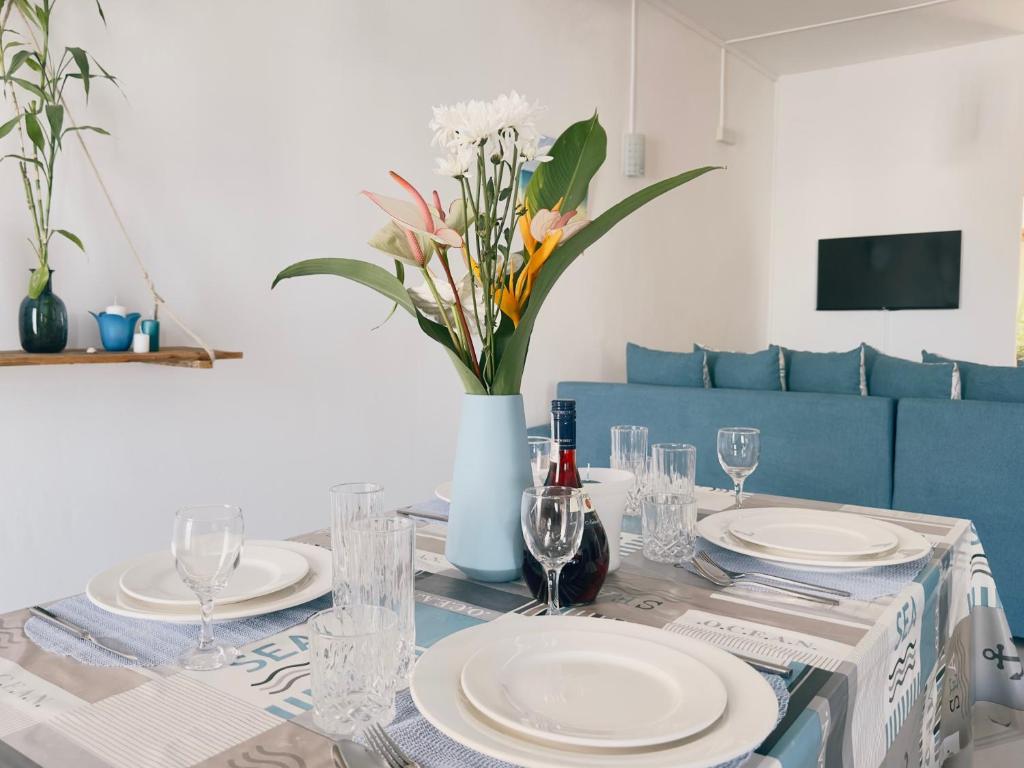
[659,0,1024,76]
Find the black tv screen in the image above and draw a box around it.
[816,230,961,310]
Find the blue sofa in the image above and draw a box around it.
[545,380,1024,636]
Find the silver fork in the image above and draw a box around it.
[693,555,839,606]
[697,551,852,598]
[365,723,420,768]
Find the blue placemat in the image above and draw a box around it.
[379,672,790,768]
[24,592,331,668]
[690,538,929,600]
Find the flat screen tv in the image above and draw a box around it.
[816,230,961,311]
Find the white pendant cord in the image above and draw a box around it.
[628,0,638,134]
[11,5,217,364]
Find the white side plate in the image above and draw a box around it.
[434,481,453,503]
[699,509,931,569]
[727,508,899,558]
[412,615,778,768]
[460,629,727,749]
[119,544,310,607]
[87,540,331,623]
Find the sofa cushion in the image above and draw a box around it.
[557,381,895,509]
[922,350,1024,403]
[780,346,866,396]
[694,344,784,391]
[864,346,960,400]
[893,398,1024,635]
[626,343,707,388]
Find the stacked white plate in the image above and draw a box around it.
[698,507,931,569]
[86,539,332,623]
[411,614,779,767]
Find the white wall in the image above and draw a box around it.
[0,0,775,611]
[768,36,1024,363]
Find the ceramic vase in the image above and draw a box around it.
[445,394,533,582]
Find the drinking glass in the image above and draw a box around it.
[650,443,697,495]
[309,605,399,737]
[611,425,648,515]
[640,493,697,563]
[330,482,383,605]
[717,427,760,506]
[520,486,585,616]
[528,436,553,483]
[172,504,245,671]
[343,516,416,681]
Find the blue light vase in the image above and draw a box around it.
[445,394,533,582]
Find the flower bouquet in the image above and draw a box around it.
[274,93,718,580]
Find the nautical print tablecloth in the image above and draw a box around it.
[0,488,1019,767]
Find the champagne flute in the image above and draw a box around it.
[717,427,760,506]
[521,486,585,616]
[172,504,244,671]
[611,425,648,515]
[527,436,553,484]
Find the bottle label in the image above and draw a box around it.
[551,409,576,450]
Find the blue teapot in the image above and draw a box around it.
[90,311,141,352]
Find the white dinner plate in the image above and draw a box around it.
[460,629,727,749]
[87,540,331,623]
[411,615,778,768]
[699,509,931,569]
[434,481,453,503]
[119,544,310,607]
[727,508,899,558]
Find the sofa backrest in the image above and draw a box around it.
[556,382,896,509]
[893,398,1024,634]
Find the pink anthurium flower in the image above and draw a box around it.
[362,172,463,249]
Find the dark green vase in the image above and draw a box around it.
[19,269,68,353]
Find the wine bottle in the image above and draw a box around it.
[523,399,610,606]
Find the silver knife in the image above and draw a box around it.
[29,605,139,662]
[396,506,449,523]
[332,740,389,768]
[729,650,792,677]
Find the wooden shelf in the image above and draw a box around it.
[0,346,243,369]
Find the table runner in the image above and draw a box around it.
[0,494,1020,768]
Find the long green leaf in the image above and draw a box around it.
[45,104,62,143]
[0,114,20,139]
[62,124,109,137]
[1,152,42,168]
[23,112,44,152]
[492,165,722,394]
[54,228,84,251]
[27,264,48,300]
[7,49,31,74]
[67,46,90,98]
[2,76,44,99]
[525,114,606,216]
[272,257,485,393]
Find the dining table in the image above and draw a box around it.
[0,487,1019,768]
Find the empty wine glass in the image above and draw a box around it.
[717,427,760,507]
[527,436,553,483]
[172,504,245,671]
[611,425,648,515]
[521,486,585,616]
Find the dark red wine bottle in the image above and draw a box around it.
[523,399,610,606]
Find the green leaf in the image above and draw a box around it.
[95,0,107,25]
[44,103,62,142]
[2,76,44,99]
[1,152,42,168]
[7,49,31,74]
[54,228,84,251]
[525,113,607,216]
[27,263,48,300]
[272,257,485,393]
[62,124,109,137]
[492,165,722,394]
[0,114,20,138]
[372,260,405,330]
[67,46,90,99]
[23,112,44,152]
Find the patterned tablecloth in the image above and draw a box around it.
[0,488,1020,767]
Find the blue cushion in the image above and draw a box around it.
[923,350,1024,403]
[626,343,706,388]
[864,346,956,399]
[694,345,783,391]
[557,381,895,509]
[893,398,1024,635]
[781,346,864,395]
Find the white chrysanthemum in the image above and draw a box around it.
[434,145,475,177]
[430,92,546,163]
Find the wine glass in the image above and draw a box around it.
[611,425,648,515]
[527,436,553,484]
[717,427,760,507]
[172,504,245,671]
[521,486,585,616]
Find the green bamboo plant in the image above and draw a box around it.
[0,0,116,298]
[274,94,719,394]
